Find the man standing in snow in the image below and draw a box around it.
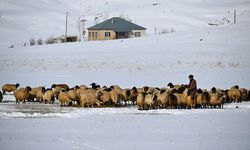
[187,74,197,97]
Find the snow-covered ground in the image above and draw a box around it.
[0,0,250,150]
[1,95,250,150]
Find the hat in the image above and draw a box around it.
[189,74,194,78]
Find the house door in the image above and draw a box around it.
[116,32,129,39]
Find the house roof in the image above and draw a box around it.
[88,17,146,32]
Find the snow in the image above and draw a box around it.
[0,0,250,150]
[1,95,250,150]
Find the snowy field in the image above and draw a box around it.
[0,95,250,150]
[1,0,250,150]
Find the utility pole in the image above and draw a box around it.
[65,12,68,42]
[234,9,236,24]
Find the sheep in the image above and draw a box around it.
[195,89,209,108]
[208,91,225,109]
[96,89,112,106]
[2,83,20,94]
[121,89,131,105]
[67,88,80,105]
[36,87,45,103]
[156,90,170,109]
[136,92,146,110]
[28,86,44,102]
[186,95,196,109]
[58,89,72,106]
[51,84,69,90]
[0,90,3,102]
[14,86,31,103]
[90,83,101,89]
[248,90,250,101]
[109,88,121,106]
[226,88,242,103]
[167,82,181,90]
[144,93,157,110]
[230,85,239,89]
[171,86,188,109]
[130,87,139,105]
[79,89,101,107]
[240,88,248,101]
[42,88,55,104]
[51,84,69,99]
[168,93,178,109]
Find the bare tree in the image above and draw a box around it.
[29,37,36,46]
[37,38,43,45]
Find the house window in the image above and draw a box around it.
[135,32,141,37]
[95,32,98,38]
[88,32,91,38]
[105,32,111,37]
[92,32,95,38]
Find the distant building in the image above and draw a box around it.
[87,17,146,41]
[53,35,78,43]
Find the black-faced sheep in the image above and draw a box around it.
[0,90,3,102]
[144,93,157,110]
[240,88,248,101]
[2,83,20,94]
[208,88,225,109]
[195,89,209,108]
[130,87,139,105]
[136,92,146,110]
[14,86,31,103]
[42,88,55,104]
[58,89,72,106]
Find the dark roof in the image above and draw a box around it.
[88,17,146,32]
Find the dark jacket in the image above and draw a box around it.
[188,79,197,96]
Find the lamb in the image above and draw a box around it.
[79,89,101,107]
[42,88,55,104]
[14,86,31,103]
[136,92,146,110]
[58,89,72,106]
[2,83,20,94]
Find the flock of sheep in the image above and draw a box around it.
[0,83,249,110]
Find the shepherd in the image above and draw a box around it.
[187,74,197,97]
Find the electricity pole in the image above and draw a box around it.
[65,12,68,42]
[234,9,236,24]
